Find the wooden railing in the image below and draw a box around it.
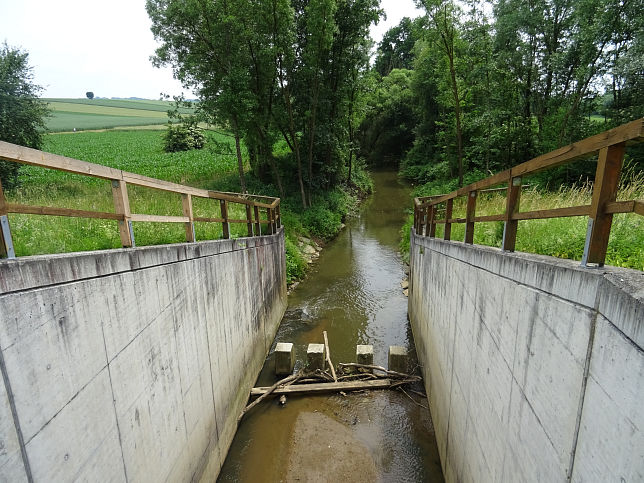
[413,118,644,267]
[0,141,281,259]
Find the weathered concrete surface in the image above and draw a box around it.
[409,230,643,483]
[0,230,286,482]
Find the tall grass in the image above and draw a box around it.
[401,175,644,270]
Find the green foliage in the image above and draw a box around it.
[357,69,417,167]
[0,43,50,188]
[162,121,205,153]
[85,92,94,100]
[285,236,307,284]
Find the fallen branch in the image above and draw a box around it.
[323,331,338,382]
[238,372,301,422]
[399,387,430,410]
[338,363,421,380]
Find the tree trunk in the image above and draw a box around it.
[232,119,247,193]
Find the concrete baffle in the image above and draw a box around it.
[307,343,326,370]
[275,342,295,375]
[356,344,374,372]
[388,346,408,373]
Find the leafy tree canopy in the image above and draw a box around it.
[0,43,50,188]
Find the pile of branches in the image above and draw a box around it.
[238,363,426,422]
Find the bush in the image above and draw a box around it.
[285,236,307,284]
[302,205,342,240]
[162,122,205,153]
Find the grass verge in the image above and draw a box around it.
[400,176,644,271]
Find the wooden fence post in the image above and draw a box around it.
[428,205,436,237]
[254,205,261,236]
[502,177,522,251]
[444,199,453,241]
[182,194,196,242]
[582,143,626,266]
[276,204,282,229]
[0,179,15,258]
[220,200,230,239]
[111,180,134,247]
[268,208,275,235]
[464,191,477,244]
[245,204,254,237]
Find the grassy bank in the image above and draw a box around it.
[4,130,370,284]
[400,177,644,271]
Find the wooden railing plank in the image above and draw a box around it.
[130,214,190,223]
[5,203,123,220]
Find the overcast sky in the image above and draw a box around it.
[0,0,423,99]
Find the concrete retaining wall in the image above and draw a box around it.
[409,230,643,483]
[0,230,287,482]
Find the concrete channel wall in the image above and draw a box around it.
[0,230,287,482]
[409,229,643,483]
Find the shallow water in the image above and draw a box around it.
[217,171,444,482]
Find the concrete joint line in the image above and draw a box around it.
[566,289,601,481]
[0,347,34,482]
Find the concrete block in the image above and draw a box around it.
[356,344,374,369]
[275,342,295,375]
[307,343,325,370]
[388,346,407,373]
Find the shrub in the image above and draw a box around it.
[162,121,205,153]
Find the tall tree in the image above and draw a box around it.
[0,43,50,188]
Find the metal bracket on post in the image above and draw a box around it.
[580,218,599,268]
[125,220,136,248]
[1,215,16,259]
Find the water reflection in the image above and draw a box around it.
[218,171,444,482]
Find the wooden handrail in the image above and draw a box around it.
[0,141,281,259]
[413,118,644,267]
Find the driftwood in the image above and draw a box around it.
[238,372,301,422]
[323,331,338,382]
[338,363,421,381]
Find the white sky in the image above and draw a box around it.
[0,0,423,100]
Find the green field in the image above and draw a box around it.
[43,98,196,132]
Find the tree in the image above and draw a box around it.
[0,43,50,189]
[86,91,94,99]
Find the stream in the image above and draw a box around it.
[217,171,444,482]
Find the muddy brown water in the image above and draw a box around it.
[217,171,444,482]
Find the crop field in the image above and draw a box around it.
[44,98,195,132]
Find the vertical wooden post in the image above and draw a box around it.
[111,180,134,247]
[267,208,274,235]
[0,179,15,258]
[421,206,428,236]
[276,204,282,229]
[428,205,436,237]
[253,204,261,236]
[582,143,625,266]
[220,200,230,239]
[245,204,254,237]
[464,191,477,244]
[182,194,196,242]
[502,177,522,252]
[444,198,453,241]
